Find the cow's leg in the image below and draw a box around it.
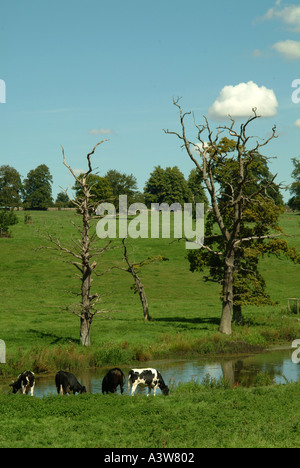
[131,382,138,396]
[30,384,35,396]
[147,386,152,397]
[60,384,64,395]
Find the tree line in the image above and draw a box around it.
[0,163,211,211]
[1,156,300,213]
[1,157,300,215]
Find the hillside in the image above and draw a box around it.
[0,210,299,373]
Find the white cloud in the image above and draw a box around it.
[273,40,300,59]
[295,119,300,128]
[262,3,300,32]
[89,128,114,135]
[208,81,278,120]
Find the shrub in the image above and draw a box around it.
[0,210,18,237]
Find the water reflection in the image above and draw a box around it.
[2,348,300,397]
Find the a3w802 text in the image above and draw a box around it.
[147,452,194,463]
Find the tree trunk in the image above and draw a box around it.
[133,270,151,321]
[219,251,234,335]
[80,314,91,346]
[80,271,92,346]
[233,303,243,325]
[139,284,151,322]
[80,198,93,346]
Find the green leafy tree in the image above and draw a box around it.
[73,174,113,210]
[288,158,300,210]
[23,165,53,210]
[144,165,192,207]
[0,165,22,208]
[187,152,292,325]
[55,192,72,208]
[164,99,298,335]
[104,170,139,207]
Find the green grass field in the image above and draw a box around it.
[0,210,300,448]
[0,209,299,373]
[1,382,300,448]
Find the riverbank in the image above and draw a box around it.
[1,324,298,379]
[1,292,300,379]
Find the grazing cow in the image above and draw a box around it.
[10,371,35,396]
[55,370,87,395]
[102,368,125,394]
[128,368,169,396]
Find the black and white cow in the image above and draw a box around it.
[128,368,169,396]
[55,370,87,395]
[102,368,125,394]
[10,371,35,396]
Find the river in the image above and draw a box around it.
[10,346,297,397]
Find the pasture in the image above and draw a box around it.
[0,210,300,448]
[0,210,299,374]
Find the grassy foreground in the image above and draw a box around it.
[0,210,299,375]
[1,382,300,448]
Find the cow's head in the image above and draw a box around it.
[9,381,19,394]
[80,386,87,394]
[162,386,169,396]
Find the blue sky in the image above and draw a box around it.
[1,0,299,202]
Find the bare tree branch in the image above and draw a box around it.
[234,233,282,246]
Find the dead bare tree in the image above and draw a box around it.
[164,98,280,335]
[45,141,112,346]
[101,238,168,321]
[121,239,152,322]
